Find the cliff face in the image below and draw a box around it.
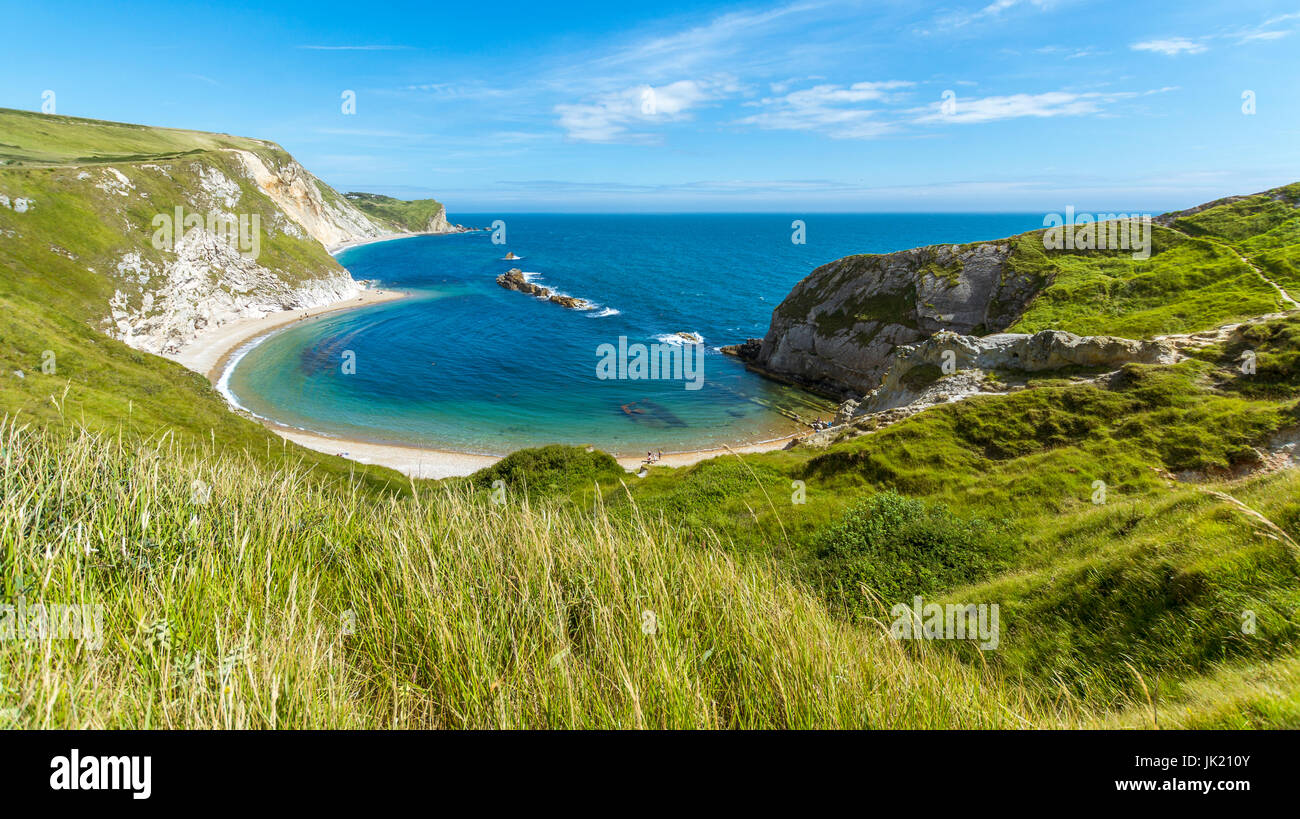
[341,191,467,236]
[748,241,1042,395]
[229,149,389,248]
[0,111,428,360]
[742,181,1300,404]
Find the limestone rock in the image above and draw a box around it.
[751,241,1041,395]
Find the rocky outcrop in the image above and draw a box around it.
[425,203,473,234]
[91,152,393,357]
[792,329,1179,449]
[0,140,439,360]
[228,149,389,247]
[745,241,1042,396]
[106,226,361,356]
[855,329,1177,414]
[496,269,591,310]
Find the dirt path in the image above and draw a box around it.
[1167,226,1298,308]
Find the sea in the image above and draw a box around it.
[223,213,1043,456]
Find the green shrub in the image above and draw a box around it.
[812,491,1011,614]
[469,444,623,499]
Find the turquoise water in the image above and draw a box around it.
[226,214,1042,455]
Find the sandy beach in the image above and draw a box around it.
[326,231,437,256]
[268,421,800,480]
[172,288,409,382]
[171,284,808,480]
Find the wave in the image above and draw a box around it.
[654,331,705,346]
[520,270,615,313]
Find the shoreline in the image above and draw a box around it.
[327,225,480,256]
[172,287,410,382]
[327,231,434,256]
[170,278,813,481]
[269,422,803,480]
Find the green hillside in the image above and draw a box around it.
[0,107,269,168]
[0,109,414,491]
[344,191,446,233]
[1,109,1297,728]
[1007,184,1300,338]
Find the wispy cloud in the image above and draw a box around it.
[737,81,913,138]
[315,128,421,138]
[555,80,725,142]
[926,0,1055,33]
[914,91,1108,123]
[1034,45,1107,59]
[1232,12,1300,43]
[404,83,511,100]
[1132,12,1300,55]
[914,87,1175,125]
[572,1,824,82]
[1131,37,1207,56]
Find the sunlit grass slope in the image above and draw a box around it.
[0,420,1076,729]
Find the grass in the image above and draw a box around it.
[0,107,269,167]
[582,325,1300,715]
[1006,228,1283,338]
[2,109,1298,727]
[0,419,1076,729]
[0,288,410,495]
[343,192,446,233]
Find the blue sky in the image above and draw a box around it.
[3,0,1298,212]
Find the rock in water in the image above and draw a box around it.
[496,269,590,309]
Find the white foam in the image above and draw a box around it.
[654,331,704,346]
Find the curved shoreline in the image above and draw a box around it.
[173,287,410,382]
[170,286,811,480]
[327,231,438,256]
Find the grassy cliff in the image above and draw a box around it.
[343,191,447,233]
[0,109,418,491]
[1,109,1297,728]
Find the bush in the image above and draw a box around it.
[812,491,1011,614]
[469,444,624,499]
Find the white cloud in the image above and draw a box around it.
[914,91,1110,124]
[555,80,717,142]
[1239,30,1290,42]
[576,2,822,81]
[928,0,1054,32]
[737,81,913,139]
[1131,37,1207,56]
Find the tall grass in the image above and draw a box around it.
[0,418,1086,728]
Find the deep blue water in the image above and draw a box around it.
[226,213,1042,455]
